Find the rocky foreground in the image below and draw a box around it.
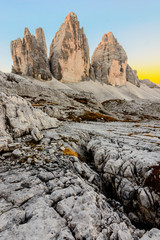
[0,71,160,239]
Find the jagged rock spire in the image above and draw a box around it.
[11,27,52,81]
[49,12,90,83]
[91,32,128,86]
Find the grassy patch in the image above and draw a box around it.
[102,99,124,105]
[74,98,88,105]
[67,111,117,122]
[30,99,58,106]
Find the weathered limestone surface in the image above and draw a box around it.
[0,120,160,239]
[91,32,128,86]
[0,70,160,239]
[140,228,160,240]
[11,28,52,80]
[126,64,140,87]
[49,12,90,83]
[86,122,160,228]
[0,123,145,240]
[0,71,110,121]
[102,99,160,122]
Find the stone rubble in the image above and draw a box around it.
[0,92,58,152]
[0,71,117,122]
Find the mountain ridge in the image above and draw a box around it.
[10,12,152,88]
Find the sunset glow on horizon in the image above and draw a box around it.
[0,0,160,84]
[126,63,159,84]
[130,64,160,84]
[137,67,160,84]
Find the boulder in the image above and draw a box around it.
[49,12,90,83]
[11,28,52,81]
[0,92,58,152]
[91,32,128,86]
[140,228,160,240]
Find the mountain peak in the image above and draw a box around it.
[102,32,115,43]
[91,32,127,86]
[49,12,90,83]
[24,27,31,37]
[65,12,77,22]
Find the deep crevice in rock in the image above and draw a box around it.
[81,145,154,231]
[20,213,33,225]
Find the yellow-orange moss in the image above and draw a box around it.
[63,148,79,157]
[62,147,83,161]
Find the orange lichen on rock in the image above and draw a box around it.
[63,147,79,158]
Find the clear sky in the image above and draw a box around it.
[0,0,160,83]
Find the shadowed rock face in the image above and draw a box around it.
[91,32,128,86]
[11,28,52,81]
[126,64,140,87]
[49,12,90,83]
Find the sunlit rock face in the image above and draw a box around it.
[49,12,90,83]
[91,32,128,86]
[126,64,140,87]
[11,28,52,81]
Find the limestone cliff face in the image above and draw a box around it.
[126,64,140,87]
[11,28,52,81]
[91,32,128,86]
[49,12,90,83]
